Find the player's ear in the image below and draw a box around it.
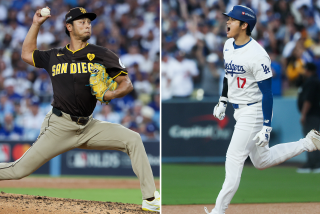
[66,23,73,34]
[241,22,248,31]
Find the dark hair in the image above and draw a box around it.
[65,21,73,37]
[239,20,251,36]
[304,62,317,73]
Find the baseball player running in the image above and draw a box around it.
[205,5,320,214]
[0,7,160,212]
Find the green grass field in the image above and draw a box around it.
[162,164,320,205]
[0,188,143,204]
[0,175,160,204]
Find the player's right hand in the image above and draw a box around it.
[213,98,227,120]
[33,6,51,26]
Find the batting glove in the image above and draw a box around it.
[213,97,228,120]
[253,126,272,147]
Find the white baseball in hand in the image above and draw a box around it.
[40,8,50,17]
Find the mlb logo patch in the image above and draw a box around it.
[67,151,87,168]
[242,12,245,15]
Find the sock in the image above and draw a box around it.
[146,197,155,201]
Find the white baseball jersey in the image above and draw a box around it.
[223,38,272,104]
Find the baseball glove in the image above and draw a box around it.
[89,63,118,104]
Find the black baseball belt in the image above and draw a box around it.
[52,107,90,125]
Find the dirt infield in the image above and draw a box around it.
[0,192,154,214]
[0,177,160,213]
[162,203,320,214]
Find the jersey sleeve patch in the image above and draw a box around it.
[119,58,126,68]
[252,56,273,81]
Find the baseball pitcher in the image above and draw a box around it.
[0,7,160,212]
[205,5,320,214]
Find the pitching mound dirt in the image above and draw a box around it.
[162,203,320,214]
[0,192,155,214]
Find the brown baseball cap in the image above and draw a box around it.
[65,7,97,36]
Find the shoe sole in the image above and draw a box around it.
[313,168,320,173]
[296,169,312,173]
[142,207,160,212]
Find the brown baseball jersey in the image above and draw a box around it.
[32,43,127,116]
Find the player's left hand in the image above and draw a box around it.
[253,126,272,147]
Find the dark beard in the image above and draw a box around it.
[82,35,91,42]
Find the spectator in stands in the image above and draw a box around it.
[132,100,143,125]
[306,16,319,41]
[199,51,222,97]
[286,44,305,85]
[139,49,154,74]
[22,98,43,130]
[120,44,144,67]
[149,92,160,128]
[149,92,160,112]
[121,113,135,129]
[140,105,158,141]
[14,64,32,97]
[133,70,153,96]
[0,59,13,78]
[11,50,21,70]
[170,51,199,98]
[22,98,44,140]
[7,20,27,48]
[33,69,52,103]
[1,34,13,49]
[36,27,55,46]
[3,78,22,103]
[0,49,12,75]
[0,113,23,140]
[0,95,14,124]
[95,105,121,124]
[13,102,23,127]
[297,63,320,173]
[313,43,320,79]
[161,53,174,100]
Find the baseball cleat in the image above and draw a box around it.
[296,168,312,174]
[306,129,320,150]
[204,207,216,214]
[142,191,160,212]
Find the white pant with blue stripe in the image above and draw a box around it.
[211,102,309,214]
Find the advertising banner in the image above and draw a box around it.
[162,102,236,163]
[0,141,49,174]
[0,140,159,177]
[60,141,160,177]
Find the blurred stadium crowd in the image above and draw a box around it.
[162,0,320,100]
[0,0,160,141]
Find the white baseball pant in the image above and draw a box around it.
[212,102,310,214]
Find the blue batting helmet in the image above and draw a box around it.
[223,5,256,32]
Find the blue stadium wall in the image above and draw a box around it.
[162,97,306,163]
